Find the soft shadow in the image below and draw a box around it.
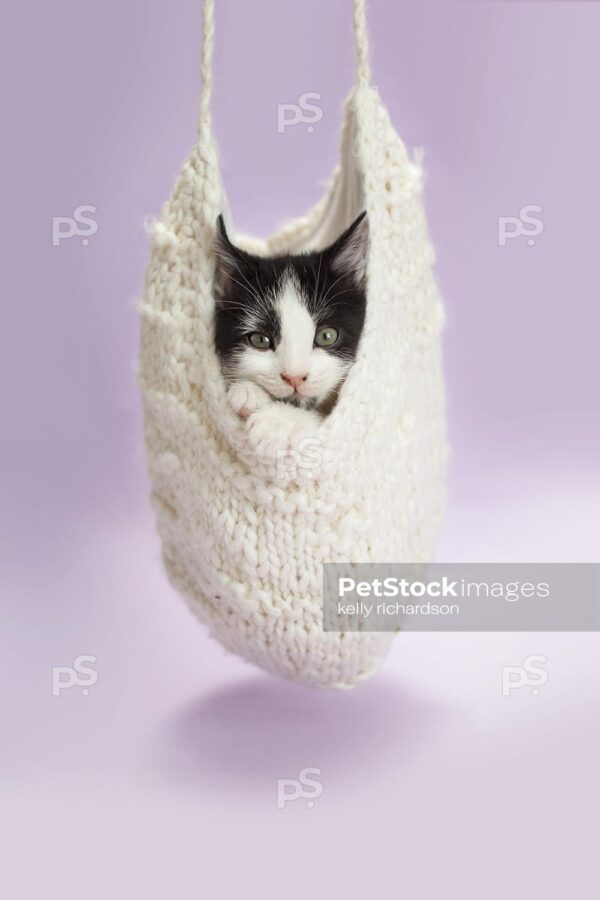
[154,674,452,792]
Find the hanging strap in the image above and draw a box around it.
[353,0,372,89]
[198,0,215,142]
[198,0,371,137]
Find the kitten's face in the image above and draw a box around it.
[213,213,368,408]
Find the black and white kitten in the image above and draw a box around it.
[213,212,368,459]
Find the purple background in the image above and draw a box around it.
[2,1,599,897]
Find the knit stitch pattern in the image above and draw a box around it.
[138,1,447,688]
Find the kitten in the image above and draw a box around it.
[213,212,368,462]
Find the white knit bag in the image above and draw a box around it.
[139,0,447,688]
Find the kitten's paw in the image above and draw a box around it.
[227,381,270,419]
[245,406,322,470]
[244,413,285,460]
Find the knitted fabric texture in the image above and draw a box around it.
[138,0,447,688]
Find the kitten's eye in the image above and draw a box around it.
[315,326,339,348]
[247,332,272,351]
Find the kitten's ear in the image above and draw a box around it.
[213,215,241,301]
[329,211,369,287]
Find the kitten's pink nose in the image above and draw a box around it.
[281,373,308,390]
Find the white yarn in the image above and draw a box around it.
[138,0,447,688]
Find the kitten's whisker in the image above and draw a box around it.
[317,272,347,310]
[315,291,356,324]
[230,261,278,323]
[312,252,323,308]
[230,259,258,293]
[227,272,264,308]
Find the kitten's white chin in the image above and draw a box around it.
[266,387,321,406]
